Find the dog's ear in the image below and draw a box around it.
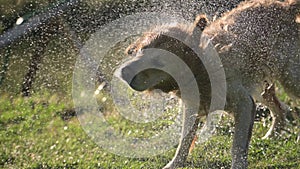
[194,14,209,31]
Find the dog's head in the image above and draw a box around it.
[115,25,188,93]
[115,16,211,101]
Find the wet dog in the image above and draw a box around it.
[116,0,300,168]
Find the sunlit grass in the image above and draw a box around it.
[0,93,299,168]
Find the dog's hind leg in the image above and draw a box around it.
[227,84,256,169]
[261,82,291,139]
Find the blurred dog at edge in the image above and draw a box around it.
[116,0,300,168]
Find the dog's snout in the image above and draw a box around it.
[115,65,148,91]
[115,64,134,84]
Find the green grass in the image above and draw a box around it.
[0,94,299,169]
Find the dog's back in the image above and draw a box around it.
[201,0,300,97]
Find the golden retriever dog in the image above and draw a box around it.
[116,0,300,168]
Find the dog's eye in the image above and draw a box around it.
[126,47,135,55]
[126,45,137,55]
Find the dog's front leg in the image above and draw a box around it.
[229,87,256,169]
[163,104,202,169]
